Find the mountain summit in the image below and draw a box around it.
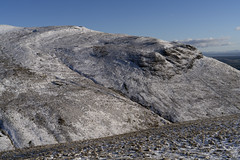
[0,25,240,151]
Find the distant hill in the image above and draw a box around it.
[203,50,240,57]
[204,51,240,70]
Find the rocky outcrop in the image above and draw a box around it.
[0,25,240,151]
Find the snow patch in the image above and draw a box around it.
[0,132,14,151]
[0,25,22,34]
[73,26,94,33]
[2,110,57,148]
[157,39,174,48]
[0,85,5,96]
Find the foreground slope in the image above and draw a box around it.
[1,114,239,159]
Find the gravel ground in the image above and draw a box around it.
[0,114,239,160]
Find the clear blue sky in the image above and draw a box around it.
[1,0,240,53]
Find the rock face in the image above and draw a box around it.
[0,25,240,151]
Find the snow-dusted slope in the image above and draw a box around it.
[2,25,238,122]
[0,25,240,151]
[0,26,167,151]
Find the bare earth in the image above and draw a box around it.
[1,114,239,159]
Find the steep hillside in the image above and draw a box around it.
[0,25,240,151]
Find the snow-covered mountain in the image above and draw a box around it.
[0,25,240,151]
